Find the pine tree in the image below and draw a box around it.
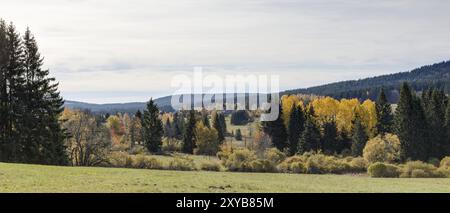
[287,105,304,155]
[163,117,173,138]
[261,103,288,151]
[375,88,393,135]
[183,109,196,154]
[172,112,183,138]
[321,120,338,154]
[422,88,447,159]
[142,99,163,153]
[395,83,428,161]
[299,106,320,153]
[218,112,227,136]
[351,116,368,156]
[212,111,225,143]
[234,129,242,141]
[201,111,210,128]
[444,101,450,156]
[0,20,9,161]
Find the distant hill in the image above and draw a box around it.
[65,60,450,113]
[285,60,450,102]
[65,97,173,114]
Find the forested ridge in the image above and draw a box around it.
[285,60,450,102]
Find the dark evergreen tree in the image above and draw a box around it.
[351,116,368,156]
[172,112,183,139]
[163,117,173,138]
[182,109,196,154]
[422,88,447,159]
[212,111,225,143]
[321,120,338,154]
[234,129,242,141]
[201,111,210,128]
[287,105,304,155]
[299,106,320,153]
[375,88,393,135]
[395,83,428,161]
[444,101,450,156]
[218,112,227,136]
[142,99,163,153]
[261,104,288,150]
[0,22,67,164]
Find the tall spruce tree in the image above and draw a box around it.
[375,88,393,135]
[422,88,447,159]
[183,109,197,154]
[351,116,368,157]
[0,21,67,164]
[287,105,304,155]
[261,103,288,151]
[444,101,450,156]
[395,83,428,161]
[212,111,225,143]
[321,120,338,154]
[299,106,321,153]
[142,99,163,152]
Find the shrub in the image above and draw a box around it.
[367,162,400,178]
[264,148,286,164]
[399,161,445,178]
[222,148,258,172]
[427,158,440,167]
[129,145,146,155]
[276,155,306,173]
[349,157,368,172]
[132,155,163,169]
[217,144,233,161]
[290,162,306,173]
[363,134,400,164]
[108,151,133,168]
[200,161,222,172]
[161,138,182,153]
[168,156,197,171]
[194,122,220,155]
[248,159,277,173]
[305,153,351,174]
[440,157,450,170]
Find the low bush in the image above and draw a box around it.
[290,161,307,173]
[427,158,440,167]
[222,148,258,172]
[129,145,146,155]
[399,161,445,178]
[305,154,351,174]
[107,151,133,168]
[348,157,368,173]
[264,148,286,164]
[200,161,222,172]
[363,134,400,164]
[161,138,182,153]
[440,157,450,170]
[248,159,277,173]
[367,162,400,178]
[132,155,163,169]
[168,156,197,171]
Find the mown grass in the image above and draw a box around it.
[1,163,450,192]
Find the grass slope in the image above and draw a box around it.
[1,163,450,192]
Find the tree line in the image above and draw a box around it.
[262,84,450,161]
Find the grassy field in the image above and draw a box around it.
[1,163,450,192]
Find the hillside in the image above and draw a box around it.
[65,60,450,113]
[285,60,450,102]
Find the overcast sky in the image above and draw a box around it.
[1,0,450,103]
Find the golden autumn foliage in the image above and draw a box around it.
[285,96,377,136]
